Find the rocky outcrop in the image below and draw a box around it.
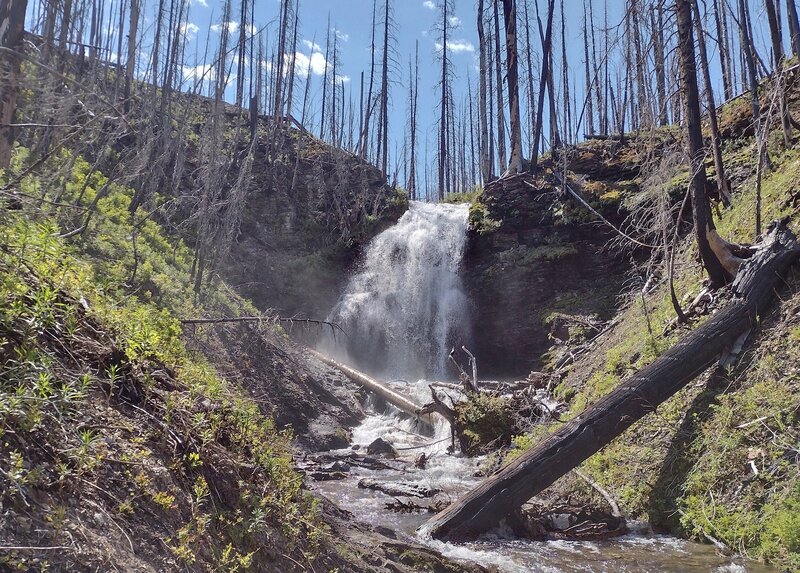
[463,173,629,378]
[221,128,407,322]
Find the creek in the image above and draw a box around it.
[315,202,776,573]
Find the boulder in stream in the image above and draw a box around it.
[366,437,397,457]
[358,478,442,499]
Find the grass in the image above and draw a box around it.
[0,147,327,571]
[502,116,800,569]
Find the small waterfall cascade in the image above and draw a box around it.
[320,201,471,379]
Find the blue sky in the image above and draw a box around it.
[174,0,785,191]
[25,0,788,196]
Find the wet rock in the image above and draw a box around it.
[309,471,349,481]
[323,461,350,472]
[366,437,397,457]
[414,452,427,469]
[373,526,398,539]
[358,479,441,499]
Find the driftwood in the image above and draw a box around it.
[425,219,800,541]
[308,350,437,430]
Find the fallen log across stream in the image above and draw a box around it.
[308,349,438,431]
[425,219,800,541]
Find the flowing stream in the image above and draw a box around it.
[315,202,776,573]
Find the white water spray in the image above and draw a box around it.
[321,201,471,379]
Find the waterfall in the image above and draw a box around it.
[321,201,471,379]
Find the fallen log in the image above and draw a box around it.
[308,349,437,430]
[425,219,800,541]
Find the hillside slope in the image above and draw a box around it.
[471,85,800,569]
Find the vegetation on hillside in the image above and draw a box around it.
[0,151,333,571]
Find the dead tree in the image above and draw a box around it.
[0,0,28,170]
[765,0,792,147]
[478,0,491,183]
[408,40,419,199]
[693,0,731,205]
[501,0,523,174]
[438,0,455,200]
[583,2,595,135]
[426,219,800,540]
[378,0,391,175]
[788,0,800,59]
[679,0,731,288]
[530,0,555,171]
[492,0,507,172]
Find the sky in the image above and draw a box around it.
[25,0,789,197]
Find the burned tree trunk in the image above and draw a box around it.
[678,0,730,288]
[0,0,28,170]
[502,0,523,174]
[426,219,800,541]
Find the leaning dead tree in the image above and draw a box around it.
[425,218,800,540]
[309,350,437,429]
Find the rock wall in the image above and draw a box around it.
[463,173,629,379]
[221,128,407,322]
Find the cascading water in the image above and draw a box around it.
[313,202,774,573]
[320,201,471,379]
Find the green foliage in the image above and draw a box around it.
[443,187,482,205]
[0,146,323,571]
[468,201,502,234]
[455,393,516,455]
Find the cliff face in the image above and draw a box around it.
[220,128,407,322]
[463,172,629,379]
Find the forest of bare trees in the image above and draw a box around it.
[2,0,799,254]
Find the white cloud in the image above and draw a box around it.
[182,64,215,82]
[190,0,208,6]
[293,51,328,77]
[448,15,461,27]
[302,39,321,52]
[435,39,475,53]
[334,28,349,42]
[181,22,199,37]
[267,50,349,85]
[423,0,436,9]
[210,21,239,35]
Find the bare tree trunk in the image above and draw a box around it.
[560,0,571,143]
[380,0,390,175]
[0,0,28,170]
[680,0,730,287]
[285,5,299,123]
[693,0,731,206]
[523,0,537,164]
[653,4,668,125]
[712,0,733,101]
[589,0,604,134]
[765,0,792,147]
[631,0,650,128]
[409,40,419,199]
[438,0,453,200]
[502,0,523,174]
[530,0,555,171]
[739,0,761,136]
[787,0,800,59]
[493,0,507,172]
[478,0,491,184]
[320,14,330,140]
[360,0,378,158]
[583,1,594,135]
